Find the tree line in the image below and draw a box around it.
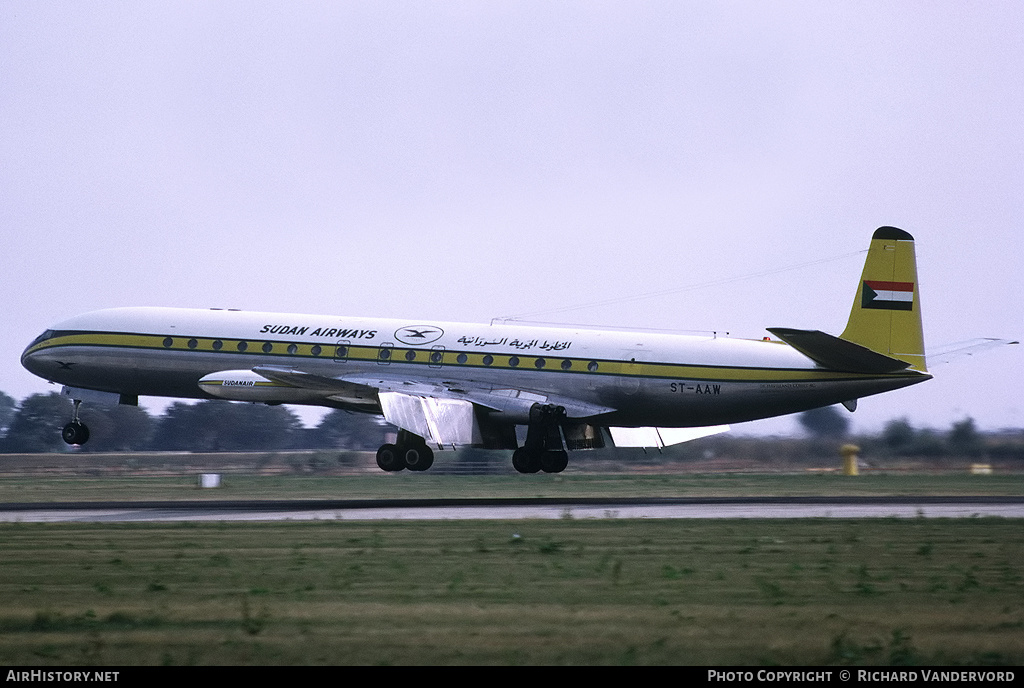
[1,390,1020,460]
[0,391,391,453]
[795,405,1012,459]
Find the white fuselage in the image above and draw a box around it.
[22,307,929,428]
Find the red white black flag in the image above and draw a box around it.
[861,280,914,311]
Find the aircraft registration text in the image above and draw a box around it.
[669,383,721,395]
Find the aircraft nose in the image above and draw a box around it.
[21,330,55,377]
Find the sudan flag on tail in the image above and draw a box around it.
[861,280,915,311]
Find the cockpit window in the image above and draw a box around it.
[27,330,56,348]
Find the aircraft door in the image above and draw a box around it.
[429,345,445,369]
[377,342,394,365]
[618,351,642,395]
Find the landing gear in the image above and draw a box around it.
[61,399,90,445]
[512,447,568,474]
[62,421,89,445]
[513,404,569,474]
[375,443,404,471]
[512,447,541,473]
[376,430,435,472]
[541,449,569,473]
[401,441,434,471]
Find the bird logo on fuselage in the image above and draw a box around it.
[395,326,444,345]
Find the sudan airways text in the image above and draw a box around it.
[260,325,377,339]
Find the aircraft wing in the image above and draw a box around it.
[250,366,379,409]
[253,365,728,450]
[339,372,615,418]
[332,369,731,449]
[253,365,616,449]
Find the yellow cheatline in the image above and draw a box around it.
[37,332,910,384]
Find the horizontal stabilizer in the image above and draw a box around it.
[767,328,912,374]
[926,338,1019,367]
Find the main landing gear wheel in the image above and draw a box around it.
[402,443,434,472]
[376,443,404,472]
[62,421,90,445]
[513,403,570,474]
[540,449,568,474]
[512,447,541,474]
[376,432,435,472]
[512,448,568,474]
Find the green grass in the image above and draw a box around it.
[0,518,1021,665]
[1,472,1023,503]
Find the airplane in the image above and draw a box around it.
[23,226,933,474]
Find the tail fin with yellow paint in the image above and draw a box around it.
[839,226,926,372]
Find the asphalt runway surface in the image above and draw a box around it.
[2,496,1023,522]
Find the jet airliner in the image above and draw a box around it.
[23,227,932,473]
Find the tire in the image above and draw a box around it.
[62,422,89,445]
[512,448,541,474]
[540,450,568,473]
[404,444,434,471]
[376,443,405,472]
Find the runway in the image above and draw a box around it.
[2,496,1023,522]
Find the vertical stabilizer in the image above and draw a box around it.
[840,227,926,372]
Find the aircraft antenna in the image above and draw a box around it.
[495,249,867,323]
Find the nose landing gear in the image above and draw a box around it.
[62,399,90,445]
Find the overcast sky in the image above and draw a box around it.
[2,2,1021,435]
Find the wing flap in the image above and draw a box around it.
[378,392,480,448]
[609,425,729,448]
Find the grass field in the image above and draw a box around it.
[1,469,1021,665]
[1,517,1022,665]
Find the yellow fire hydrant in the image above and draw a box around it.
[840,444,860,476]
